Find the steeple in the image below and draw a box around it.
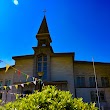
[37,15,49,34]
[32,15,53,81]
[36,15,52,47]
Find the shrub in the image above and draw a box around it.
[2,86,98,110]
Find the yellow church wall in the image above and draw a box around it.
[0,61,34,102]
[74,62,110,108]
[13,58,34,83]
[74,62,110,87]
[0,67,15,102]
[50,56,75,96]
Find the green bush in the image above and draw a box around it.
[1,86,98,110]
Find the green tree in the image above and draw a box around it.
[1,86,98,110]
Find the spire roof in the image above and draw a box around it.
[37,15,49,34]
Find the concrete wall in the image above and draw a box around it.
[50,56,75,96]
[13,58,34,83]
[74,62,110,87]
[0,67,15,102]
[0,57,34,102]
[76,88,110,108]
[0,55,110,108]
[74,61,110,108]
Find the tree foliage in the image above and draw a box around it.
[0,86,98,110]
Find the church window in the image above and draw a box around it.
[90,91,105,102]
[0,81,2,90]
[37,55,47,80]
[42,44,46,46]
[40,39,46,46]
[76,76,85,87]
[5,79,11,86]
[101,77,109,87]
[89,77,95,87]
[0,93,2,99]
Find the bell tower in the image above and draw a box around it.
[33,15,53,54]
[36,15,52,47]
[33,15,53,81]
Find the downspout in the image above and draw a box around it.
[72,53,77,98]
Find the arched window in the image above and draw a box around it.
[37,55,47,80]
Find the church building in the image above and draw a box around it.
[0,16,110,109]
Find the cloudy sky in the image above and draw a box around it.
[0,0,110,67]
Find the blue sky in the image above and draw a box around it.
[0,0,110,67]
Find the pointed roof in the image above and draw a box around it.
[37,15,49,34]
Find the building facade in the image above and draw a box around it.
[0,16,110,109]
